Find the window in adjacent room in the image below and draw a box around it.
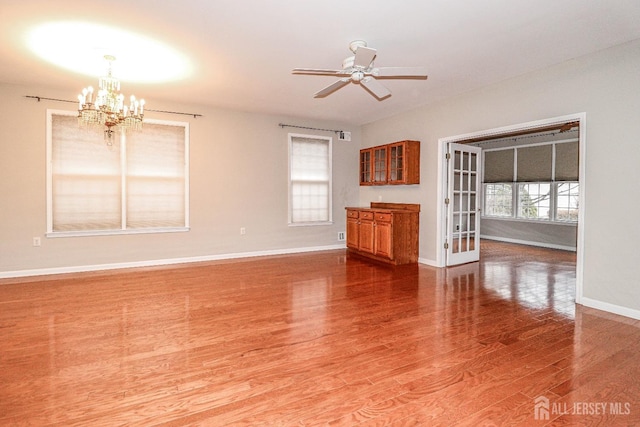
[288,133,332,225]
[482,139,579,223]
[555,182,580,222]
[47,110,189,236]
[484,183,513,217]
[518,182,552,220]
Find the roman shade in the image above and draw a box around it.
[483,149,514,183]
[554,141,579,181]
[483,141,578,183]
[517,144,553,182]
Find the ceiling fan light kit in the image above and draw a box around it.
[292,40,428,100]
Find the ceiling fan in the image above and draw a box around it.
[292,40,428,100]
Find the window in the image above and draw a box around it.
[47,110,189,236]
[518,182,551,220]
[483,182,579,222]
[556,182,579,222]
[482,140,579,223]
[484,183,513,217]
[288,134,332,225]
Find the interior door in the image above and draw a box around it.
[446,143,482,266]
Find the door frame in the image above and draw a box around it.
[436,112,586,304]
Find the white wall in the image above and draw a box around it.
[0,83,361,275]
[361,39,640,317]
[481,219,577,251]
[3,39,640,319]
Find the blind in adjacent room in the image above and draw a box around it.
[483,149,514,183]
[483,140,579,183]
[517,144,553,182]
[554,141,579,181]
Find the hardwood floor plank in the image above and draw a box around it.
[1,241,639,425]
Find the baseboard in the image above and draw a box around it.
[480,235,577,252]
[579,297,640,321]
[418,257,440,267]
[0,244,347,280]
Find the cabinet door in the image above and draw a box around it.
[358,220,375,254]
[372,146,388,184]
[346,217,359,249]
[389,143,404,183]
[388,141,420,184]
[359,149,372,185]
[374,219,393,259]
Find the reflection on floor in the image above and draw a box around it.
[1,240,638,425]
[456,239,577,317]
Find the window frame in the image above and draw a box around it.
[517,182,553,221]
[483,183,514,218]
[46,109,190,237]
[481,138,578,225]
[287,133,333,226]
[483,181,579,224]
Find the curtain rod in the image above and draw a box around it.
[278,123,343,134]
[473,128,579,146]
[24,95,203,118]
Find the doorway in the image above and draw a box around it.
[436,113,586,304]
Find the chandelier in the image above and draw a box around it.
[77,55,145,141]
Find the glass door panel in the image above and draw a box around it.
[447,143,482,265]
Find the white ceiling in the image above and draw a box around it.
[2,0,640,126]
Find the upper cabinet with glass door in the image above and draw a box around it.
[359,140,420,185]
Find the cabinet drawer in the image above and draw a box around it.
[347,210,359,219]
[374,213,392,222]
[360,211,374,220]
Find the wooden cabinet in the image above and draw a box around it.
[359,140,420,185]
[345,203,420,265]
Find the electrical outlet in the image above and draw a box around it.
[338,232,345,241]
[240,227,246,235]
[33,237,41,247]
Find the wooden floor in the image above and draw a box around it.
[1,241,639,426]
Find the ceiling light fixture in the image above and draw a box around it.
[77,55,145,142]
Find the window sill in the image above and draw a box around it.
[481,216,577,226]
[288,221,334,227]
[46,227,190,238]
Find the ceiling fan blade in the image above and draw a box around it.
[373,67,429,78]
[293,68,349,76]
[360,77,391,100]
[314,78,350,98]
[354,46,377,68]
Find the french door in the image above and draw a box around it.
[446,143,482,266]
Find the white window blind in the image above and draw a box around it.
[288,134,332,224]
[126,123,186,229]
[48,111,188,235]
